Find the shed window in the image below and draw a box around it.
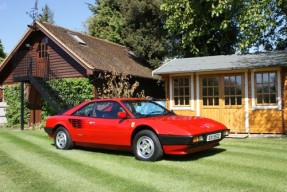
[255,72,277,105]
[173,77,190,106]
[202,77,219,106]
[224,75,242,105]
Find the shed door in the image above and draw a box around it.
[200,75,245,133]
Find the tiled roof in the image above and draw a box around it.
[37,21,154,79]
[153,51,287,75]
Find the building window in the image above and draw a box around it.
[255,72,277,105]
[224,75,242,105]
[202,77,219,106]
[38,38,48,58]
[173,77,190,106]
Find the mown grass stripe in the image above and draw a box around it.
[1,129,286,192]
[2,131,192,192]
[0,146,71,192]
[0,134,142,192]
[0,131,161,192]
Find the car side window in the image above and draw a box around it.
[73,103,95,117]
[95,101,125,119]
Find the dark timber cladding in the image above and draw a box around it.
[0,19,164,128]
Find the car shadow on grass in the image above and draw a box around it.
[164,148,226,162]
[51,144,226,161]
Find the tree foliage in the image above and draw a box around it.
[161,0,238,57]
[87,0,170,69]
[87,0,124,44]
[0,39,5,61]
[39,4,55,23]
[163,0,287,54]
[212,0,287,52]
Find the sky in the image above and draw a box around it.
[0,0,95,54]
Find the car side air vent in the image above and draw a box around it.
[68,119,82,128]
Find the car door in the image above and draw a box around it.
[88,101,132,146]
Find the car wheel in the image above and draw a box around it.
[133,130,163,161]
[54,127,74,150]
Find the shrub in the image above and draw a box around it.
[4,84,30,126]
[97,71,145,98]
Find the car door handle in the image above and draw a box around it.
[89,121,95,125]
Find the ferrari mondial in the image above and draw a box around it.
[45,98,229,161]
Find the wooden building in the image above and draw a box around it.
[0,20,164,126]
[153,52,287,134]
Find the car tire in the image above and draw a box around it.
[133,130,163,161]
[54,127,74,150]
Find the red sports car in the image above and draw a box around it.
[44,98,229,161]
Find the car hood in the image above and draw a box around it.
[141,115,227,135]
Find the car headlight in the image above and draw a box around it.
[193,135,204,143]
[223,130,230,136]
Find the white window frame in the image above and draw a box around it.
[251,69,281,110]
[169,74,194,111]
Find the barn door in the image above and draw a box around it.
[200,74,245,133]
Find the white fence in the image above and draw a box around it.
[0,102,8,125]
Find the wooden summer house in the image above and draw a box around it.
[0,20,163,127]
[153,52,287,134]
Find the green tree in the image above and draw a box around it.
[0,39,6,61]
[87,0,170,69]
[161,0,238,57]
[87,0,124,44]
[208,0,287,52]
[39,4,55,23]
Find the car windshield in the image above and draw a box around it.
[122,100,174,118]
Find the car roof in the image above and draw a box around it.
[89,98,149,102]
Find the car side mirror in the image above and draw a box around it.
[117,112,127,119]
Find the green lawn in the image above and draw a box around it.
[0,128,286,192]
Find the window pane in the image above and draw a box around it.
[256,73,262,83]
[237,97,242,105]
[236,76,241,85]
[263,73,269,83]
[236,86,242,95]
[208,88,213,95]
[225,97,229,105]
[224,77,229,86]
[214,97,219,105]
[257,95,263,104]
[270,94,276,103]
[231,97,236,105]
[179,88,184,95]
[173,77,190,106]
[255,72,277,105]
[214,87,219,96]
[185,97,190,105]
[202,77,219,106]
[203,98,207,105]
[264,94,270,103]
[174,88,178,96]
[224,75,242,106]
[208,98,213,105]
[270,83,276,93]
[257,84,263,93]
[230,87,235,95]
[174,97,179,105]
[203,88,207,96]
[179,97,184,105]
